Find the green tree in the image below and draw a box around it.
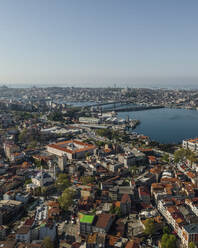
[27,140,37,149]
[65,107,80,118]
[58,188,75,211]
[34,159,42,168]
[163,225,171,234]
[174,148,197,165]
[161,233,169,248]
[48,111,63,121]
[166,235,177,248]
[96,128,122,141]
[56,173,70,192]
[161,234,177,248]
[96,128,113,139]
[18,129,28,143]
[109,205,121,217]
[25,178,32,185]
[18,128,41,145]
[174,148,187,163]
[144,218,156,235]
[162,153,169,163]
[189,242,196,248]
[115,206,121,217]
[81,176,94,185]
[42,236,54,248]
[109,204,114,214]
[186,150,197,166]
[95,140,105,147]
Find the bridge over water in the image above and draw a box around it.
[83,101,164,112]
[83,101,132,108]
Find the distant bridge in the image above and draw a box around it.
[83,101,132,108]
[108,105,164,112]
[82,101,164,112]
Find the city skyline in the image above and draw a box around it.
[0,0,198,87]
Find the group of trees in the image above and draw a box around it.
[174,148,197,164]
[48,111,64,122]
[48,107,81,122]
[42,236,54,248]
[83,139,106,149]
[56,173,74,212]
[18,128,41,148]
[160,225,177,248]
[96,128,118,140]
[65,107,81,118]
[158,143,177,154]
[161,233,177,248]
[162,153,170,163]
[189,242,196,248]
[55,173,70,192]
[144,218,157,236]
[144,221,178,248]
[24,178,32,185]
[144,218,196,248]
[15,111,37,120]
[96,128,130,143]
[161,233,196,248]
[58,188,75,212]
[80,175,94,185]
[149,141,177,153]
[55,173,94,212]
[34,158,48,169]
[31,186,47,197]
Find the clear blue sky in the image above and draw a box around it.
[0,0,198,87]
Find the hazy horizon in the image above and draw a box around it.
[2,79,198,90]
[0,0,198,87]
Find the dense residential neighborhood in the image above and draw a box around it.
[1,86,198,113]
[1,0,198,246]
[0,86,198,248]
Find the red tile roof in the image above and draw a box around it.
[95,213,113,229]
[48,140,96,154]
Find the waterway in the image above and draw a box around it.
[118,108,198,144]
[66,101,198,144]
[62,101,138,110]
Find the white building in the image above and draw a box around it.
[79,117,100,124]
[32,171,53,187]
[183,138,198,152]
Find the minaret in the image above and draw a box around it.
[53,163,56,181]
[126,115,129,124]
[41,165,44,187]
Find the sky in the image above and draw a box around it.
[0,0,198,88]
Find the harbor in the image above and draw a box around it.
[78,111,140,131]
